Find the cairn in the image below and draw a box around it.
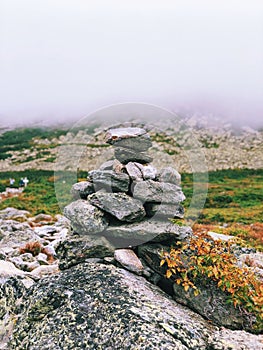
[64,127,191,248]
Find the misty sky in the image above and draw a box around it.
[0,0,263,127]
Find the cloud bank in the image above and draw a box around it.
[0,0,262,127]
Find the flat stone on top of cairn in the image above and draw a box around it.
[105,127,152,151]
[105,127,153,164]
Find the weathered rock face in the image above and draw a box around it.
[157,166,181,185]
[104,220,192,245]
[0,208,30,221]
[56,235,115,270]
[132,180,185,204]
[88,170,130,192]
[88,192,146,222]
[145,202,184,219]
[7,263,263,350]
[114,147,153,164]
[63,199,109,234]
[105,127,152,151]
[70,181,94,199]
[0,277,27,348]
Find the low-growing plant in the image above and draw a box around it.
[19,241,55,262]
[160,233,263,331]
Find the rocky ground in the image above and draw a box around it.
[1,126,263,349]
[1,207,263,350]
[0,116,262,173]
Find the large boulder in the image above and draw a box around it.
[0,277,28,349]
[8,263,263,350]
[63,200,109,234]
[88,192,146,223]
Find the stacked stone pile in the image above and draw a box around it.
[64,127,190,248]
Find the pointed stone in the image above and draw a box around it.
[158,167,181,185]
[125,162,144,181]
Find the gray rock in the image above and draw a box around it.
[136,163,158,180]
[0,260,27,278]
[125,162,144,181]
[30,264,60,278]
[104,220,192,246]
[158,167,181,185]
[172,281,256,333]
[8,263,263,350]
[70,181,94,199]
[8,256,24,269]
[0,277,27,349]
[23,260,40,272]
[115,147,153,164]
[137,243,169,273]
[88,192,145,222]
[99,159,124,172]
[133,180,185,204]
[105,127,152,151]
[238,252,263,280]
[88,170,130,192]
[0,227,40,249]
[0,219,32,233]
[63,199,109,235]
[145,203,185,219]
[114,249,144,275]
[36,253,49,265]
[56,235,115,270]
[207,231,235,241]
[19,253,34,262]
[33,225,58,238]
[99,159,115,170]
[0,207,30,220]
[30,213,53,224]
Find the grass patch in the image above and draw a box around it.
[0,168,262,231]
[182,168,263,224]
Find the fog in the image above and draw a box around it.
[0,0,262,128]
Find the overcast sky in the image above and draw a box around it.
[0,0,262,127]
